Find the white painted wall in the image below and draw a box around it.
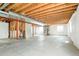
[67,5,79,49]
[36,26,44,35]
[0,22,8,39]
[49,24,68,35]
[25,23,32,39]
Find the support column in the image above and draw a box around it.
[16,20,19,39]
[8,22,10,38]
[34,25,37,36]
[44,25,49,35]
[23,22,26,38]
[21,22,26,38]
[32,24,34,37]
[19,21,26,39]
[9,21,14,39]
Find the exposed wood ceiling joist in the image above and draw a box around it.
[20,3,49,13]
[30,10,75,24]
[0,3,3,7]
[21,3,63,14]
[27,7,75,19]
[14,3,33,12]
[4,3,23,11]
[0,3,78,25]
[26,4,77,16]
[29,6,76,18]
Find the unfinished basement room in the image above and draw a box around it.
[0,3,79,56]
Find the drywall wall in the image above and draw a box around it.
[35,26,44,35]
[49,24,68,35]
[0,22,8,39]
[25,23,32,39]
[67,5,79,49]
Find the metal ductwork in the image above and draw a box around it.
[0,10,9,18]
[0,3,10,18]
[8,11,45,26]
[0,3,9,10]
[0,10,45,26]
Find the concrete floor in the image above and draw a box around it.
[0,35,79,56]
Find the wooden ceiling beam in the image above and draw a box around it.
[0,3,3,7]
[29,16,69,24]
[24,9,74,21]
[46,19,69,25]
[43,15,71,24]
[4,3,15,11]
[24,3,65,15]
[29,6,76,18]
[29,10,74,24]
[36,15,71,24]
[19,3,48,14]
[15,3,32,12]
[1,3,77,24]
[4,3,23,11]
[26,4,77,16]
